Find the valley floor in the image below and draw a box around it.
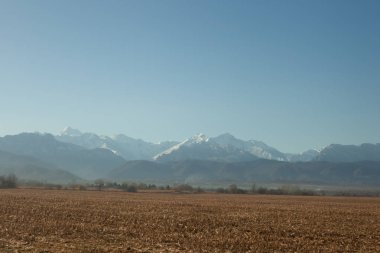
[0,189,380,252]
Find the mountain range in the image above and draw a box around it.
[56,127,178,160]
[56,128,320,162]
[0,133,125,180]
[0,127,379,186]
[315,143,380,162]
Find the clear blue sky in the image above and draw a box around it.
[0,0,379,153]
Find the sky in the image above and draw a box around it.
[0,0,379,153]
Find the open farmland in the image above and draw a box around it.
[0,189,380,252]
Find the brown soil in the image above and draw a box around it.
[1,189,379,252]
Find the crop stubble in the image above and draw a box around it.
[0,189,379,252]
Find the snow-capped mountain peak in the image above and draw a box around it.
[154,133,259,162]
[211,133,242,148]
[212,134,288,161]
[111,134,136,143]
[60,127,82,137]
[189,133,209,143]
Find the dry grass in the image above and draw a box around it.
[0,189,380,252]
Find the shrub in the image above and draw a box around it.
[216,187,226,193]
[137,183,148,189]
[94,179,104,191]
[120,183,138,192]
[148,184,157,189]
[257,187,268,194]
[174,184,194,193]
[0,174,17,188]
[228,184,247,194]
[126,185,137,192]
[250,184,256,193]
[228,184,238,194]
[195,187,204,193]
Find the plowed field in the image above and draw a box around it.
[0,189,379,252]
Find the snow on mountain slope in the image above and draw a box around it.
[57,127,109,150]
[153,134,210,159]
[61,127,83,137]
[246,140,288,161]
[211,133,287,161]
[286,149,320,162]
[56,127,179,160]
[154,133,258,162]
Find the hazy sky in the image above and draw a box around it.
[0,0,379,153]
